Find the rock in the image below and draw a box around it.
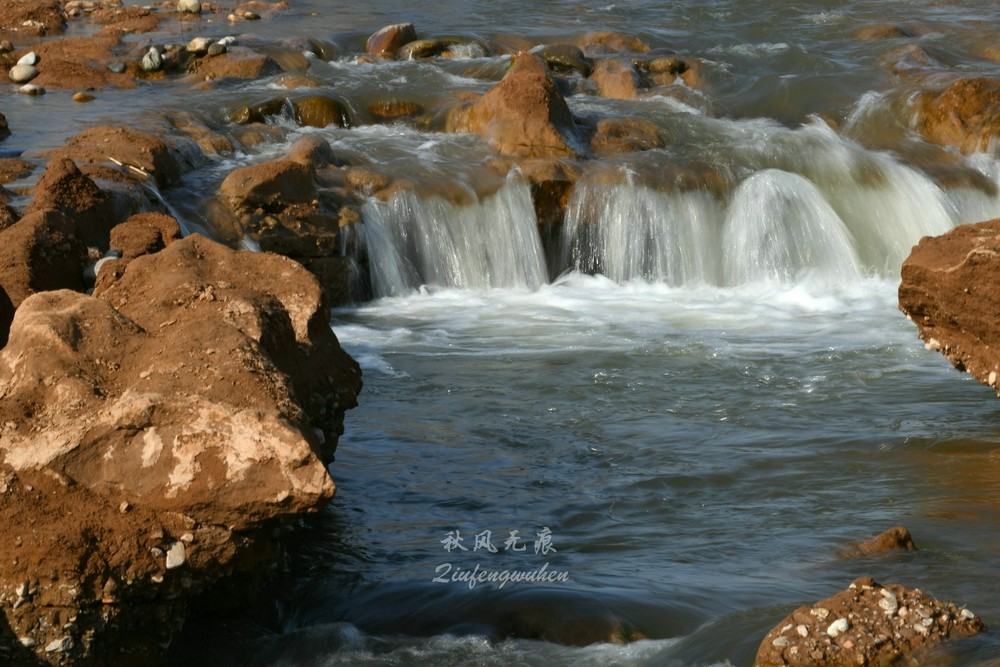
[189,46,282,81]
[448,52,584,158]
[0,112,8,141]
[18,83,44,95]
[919,78,1000,154]
[848,526,918,557]
[8,63,39,83]
[854,24,913,40]
[23,157,122,249]
[369,99,424,120]
[754,577,983,666]
[177,0,201,14]
[141,46,164,72]
[589,117,664,157]
[0,0,66,35]
[17,51,40,66]
[0,209,88,346]
[397,38,461,60]
[108,60,126,73]
[43,125,189,188]
[0,157,34,183]
[93,212,182,291]
[287,134,337,169]
[590,57,642,99]
[0,40,13,54]
[207,42,227,57]
[72,91,95,102]
[220,159,317,209]
[292,95,348,128]
[899,218,1000,394]
[365,23,418,59]
[187,36,213,55]
[572,31,651,56]
[0,233,361,663]
[533,43,593,77]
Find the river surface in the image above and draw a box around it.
[7,0,1000,665]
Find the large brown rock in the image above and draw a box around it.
[188,46,282,82]
[590,57,642,100]
[755,577,983,667]
[365,23,418,59]
[23,157,122,248]
[449,52,584,158]
[43,125,190,188]
[899,218,1000,394]
[919,78,1000,154]
[0,209,87,346]
[0,0,65,35]
[0,233,361,663]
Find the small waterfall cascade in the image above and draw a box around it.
[360,172,547,297]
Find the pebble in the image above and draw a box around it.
[119,501,131,513]
[187,37,212,55]
[8,64,39,84]
[242,10,261,20]
[0,40,13,54]
[19,84,45,96]
[827,618,850,637]
[796,624,808,637]
[218,36,237,46]
[141,47,163,72]
[108,61,127,73]
[19,637,35,648]
[177,0,202,13]
[165,541,186,569]
[17,51,40,67]
[73,92,95,103]
[207,42,227,57]
[44,636,73,653]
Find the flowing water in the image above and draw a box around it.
[7,0,1000,664]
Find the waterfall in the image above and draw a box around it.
[360,173,547,296]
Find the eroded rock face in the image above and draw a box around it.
[755,577,984,666]
[919,78,1000,154]
[899,218,1000,394]
[448,52,584,158]
[0,233,361,663]
[24,157,121,248]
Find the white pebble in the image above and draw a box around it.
[827,618,850,637]
[17,51,40,66]
[8,64,39,83]
[176,0,201,13]
[19,83,44,95]
[165,541,186,569]
[44,636,73,653]
[961,608,976,621]
[796,624,808,637]
[772,636,789,648]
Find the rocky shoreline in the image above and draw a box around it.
[3,0,1000,664]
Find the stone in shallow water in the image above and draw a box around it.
[177,0,201,14]
[141,47,163,72]
[8,64,39,83]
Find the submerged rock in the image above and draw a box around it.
[919,78,1000,154]
[755,577,984,666]
[899,218,1000,394]
[365,23,418,59]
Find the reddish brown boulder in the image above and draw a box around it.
[0,209,87,345]
[43,125,189,187]
[220,158,317,209]
[755,577,983,666]
[590,57,642,100]
[572,30,650,56]
[94,212,183,292]
[919,78,1000,154]
[0,157,35,183]
[365,23,418,59]
[589,117,664,157]
[899,218,1000,394]
[0,0,65,35]
[188,46,282,81]
[840,526,918,558]
[0,233,361,663]
[854,24,913,40]
[23,157,121,248]
[449,52,584,158]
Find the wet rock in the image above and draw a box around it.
[93,212,182,292]
[292,95,348,128]
[589,117,664,157]
[366,23,418,59]
[369,99,425,120]
[8,63,39,83]
[187,36,213,55]
[0,157,34,183]
[590,57,642,99]
[72,91,95,102]
[220,159,317,209]
[0,112,9,142]
[398,38,462,60]
[532,43,592,77]
[141,46,164,72]
[919,78,1000,154]
[573,30,651,56]
[754,577,984,666]
[287,134,337,169]
[190,46,282,81]
[18,83,44,95]
[447,52,584,158]
[899,218,1000,395]
[848,526,918,557]
[854,24,913,40]
[23,157,122,249]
